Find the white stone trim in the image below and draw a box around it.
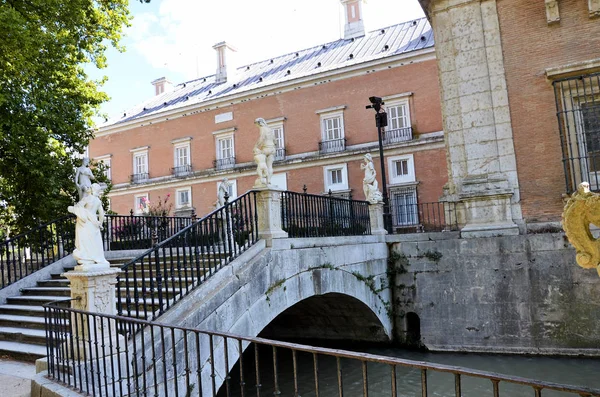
[383,92,413,101]
[265,116,286,124]
[212,127,237,136]
[129,146,150,153]
[315,105,347,115]
[323,163,349,192]
[545,58,600,79]
[94,48,437,138]
[170,136,193,144]
[94,154,112,161]
[388,154,415,184]
[175,187,192,208]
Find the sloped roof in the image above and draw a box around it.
[102,17,433,128]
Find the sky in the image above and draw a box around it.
[91,0,425,123]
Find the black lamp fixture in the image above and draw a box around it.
[366,96,393,233]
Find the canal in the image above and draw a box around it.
[218,345,600,396]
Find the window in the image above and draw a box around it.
[266,117,286,160]
[390,187,418,227]
[384,98,412,144]
[388,154,415,184]
[213,128,236,169]
[95,155,112,181]
[553,72,600,192]
[130,147,149,183]
[176,187,192,208]
[172,137,192,176]
[216,179,238,200]
[135,193,149,214]
[317,106,346,153]
[323,163,349,192]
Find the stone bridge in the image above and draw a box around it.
[147,234,391,396]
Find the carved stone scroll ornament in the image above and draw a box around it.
[562,182,600,276]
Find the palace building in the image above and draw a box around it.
[89,0,448,230]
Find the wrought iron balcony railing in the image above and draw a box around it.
[318,138,346,154]
[274,147,286,161]
[383,127,413,145]
[213,157,236,170]
[390,200,459,234]
[130,172,149,183]
[171,164,193,177]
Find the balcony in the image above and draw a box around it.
[319,138,346,154]
[274,148,286,161]
[383,127,413,145]
[130,173,149,184]
[213,157,236,170]
[171,164,193,177]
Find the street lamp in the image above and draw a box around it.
[366,96,392,233]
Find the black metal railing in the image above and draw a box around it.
[103,213,194,251]
[318,138,346,154]
[553,72,600,193]
[171,164,193,177]
[0,215,75,289]
[44,303,600,397]
[213,157,236,169]
[130,173,149,183]
[274,147,286,161]
[117,191,258,320]
[281,190,370,237]
[390,200,458,234]
[384,126,413,145]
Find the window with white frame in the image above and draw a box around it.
[317,106,346,153]
[216,179,238,200]
[131,147,149,183]
[266,117,286,160]
[323,163,348,192]
[213,129,235,169]
[135,193,149,214]
[95,155,112,180]
[273,127,284,149]
[383,94,413,143]
[176,187,192,208]
[390,187,418,227]
[388,154,415,184]
[172,138,191,176]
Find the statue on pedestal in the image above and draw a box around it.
[361,153,383,204]
[75,157,96,201]
[253,118,275,187]
[68,183,110,269]
[216,177,231,208]
[562,181,600,277]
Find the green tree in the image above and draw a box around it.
[0,0,130,234]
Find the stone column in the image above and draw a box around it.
[255,187,288,246]
[64,268,121,359]
[419,0,523,237]
[369,202,388,235]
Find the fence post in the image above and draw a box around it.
[369,202,388,235]
[255,187,288,246]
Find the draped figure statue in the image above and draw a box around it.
[361,153,383,204]
[75,157,96,201]
[68,183,110,269]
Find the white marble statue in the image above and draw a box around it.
[361,153,383,204]
[75,157,96,201]
[216,177,231,207]
[68,183,110,269]
[253,118,276,187]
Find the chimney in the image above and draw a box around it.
[151,77,173,96]
[341,0,365,40]
[213,41,238,84]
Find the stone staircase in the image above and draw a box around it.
[0,254,219,361]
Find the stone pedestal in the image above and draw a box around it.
[369,203,388,235]
[255,187,288,246]
[63,268,121,359]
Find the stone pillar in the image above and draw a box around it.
[255,187,288,246]
[63,268,121,359]
[369,202,388,235]
[419,0,522,237]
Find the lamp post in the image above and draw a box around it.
[366,96,392,233]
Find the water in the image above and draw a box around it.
[218,345,600,397]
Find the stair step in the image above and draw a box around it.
[0,340,47,361]
[0,304,46,317]
[21,287,71,297]
[0,314,47,329]
[0,326,47,344]
[7,295,71,306]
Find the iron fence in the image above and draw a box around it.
[390,200,458,234]
[0,215,75,289]
[553,72,600,193]
[318,138,346,154]
[44,302,600,397]
[214,157,236,170]
[130,173,149,183]
[103,214,194,251]
[171,164,193,177]
[117,191,258,321]
[383,127,413,145]
[281,190,371,237]
[274,147,286,161]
